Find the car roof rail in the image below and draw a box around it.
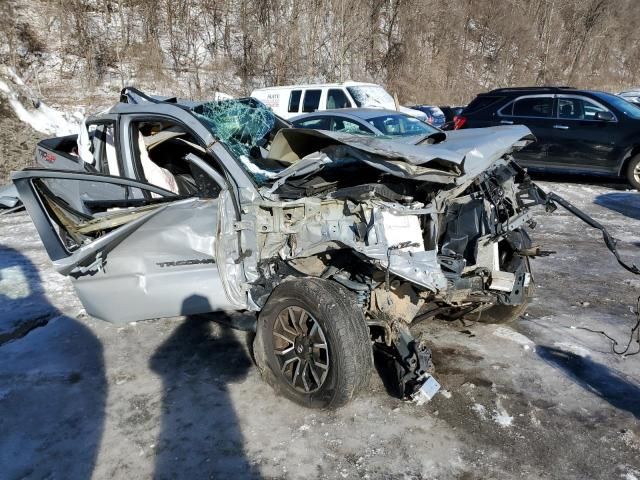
[488,86,575,93]
[120,87,178,104]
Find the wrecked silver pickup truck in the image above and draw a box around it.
[12,88,639,408]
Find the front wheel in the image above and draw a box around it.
[253,278,373,409]
[625,154,640,191]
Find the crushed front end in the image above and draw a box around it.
[196,102,638,401]
[228,125,555,399]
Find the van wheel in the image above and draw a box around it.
[626,154,640,190]
[253,278,372,409]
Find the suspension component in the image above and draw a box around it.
[373,323,438,400]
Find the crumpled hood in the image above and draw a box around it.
[437,125,534,178]
[268,125,534,184]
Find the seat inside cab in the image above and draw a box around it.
[131,121,218,197]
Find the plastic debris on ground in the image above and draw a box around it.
[412,374,441,405]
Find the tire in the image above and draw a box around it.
[253,278,373,409]
[625,154,640,190]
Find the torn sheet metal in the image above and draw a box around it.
[245,197,449,293]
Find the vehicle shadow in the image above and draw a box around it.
[537,345,640,419]
[149,298,259,479]
[528,171,630,191]
[0,245,106,479]
[372,346,404,399]
[593,192,640,220]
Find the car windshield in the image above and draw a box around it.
[347,85,396,109]
[192,98,286,184]
[593,92,640,119]
[367,114,438,137]
[192,98,276,157]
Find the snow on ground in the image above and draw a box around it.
[0,66,82,137]
[0,175,639,479]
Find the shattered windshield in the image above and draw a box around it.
[192,98,284,183]
[347,86,396,109]
[192,98,275,157]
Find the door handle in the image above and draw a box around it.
[553,124,569,130]
[500,120,514,125]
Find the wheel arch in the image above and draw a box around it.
[617,146,640,177]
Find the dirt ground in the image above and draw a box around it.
[0,176,639,480]
[0,97,46,184]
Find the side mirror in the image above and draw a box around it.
[594,111,615,122]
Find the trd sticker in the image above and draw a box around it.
[156,258,216,268]
[38,149,56,163]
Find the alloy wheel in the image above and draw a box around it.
[272,306,329,393]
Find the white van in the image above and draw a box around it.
[250,81,427,121]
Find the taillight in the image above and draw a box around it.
[453,115,467,130]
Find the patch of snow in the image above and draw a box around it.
[7,97,78,136]
[0,67,80,136]
[471,403,487,420]
[6,67,25,86]
[493,326,534,348]
[553,342,591,358]
[0,265,30,299]
[492,400,513,427]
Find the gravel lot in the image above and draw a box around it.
[0,176,639,480]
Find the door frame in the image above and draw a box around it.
[13,168,179,263]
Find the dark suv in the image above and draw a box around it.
[455,87,640,189]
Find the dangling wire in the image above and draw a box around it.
[576,296,640,357]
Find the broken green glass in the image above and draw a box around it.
[192,99,275,158]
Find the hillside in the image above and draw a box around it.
[2,0,640,108]
[1,0,640,181]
